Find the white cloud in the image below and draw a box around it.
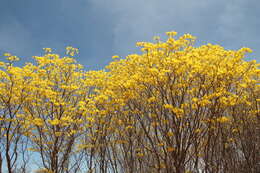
[89,0,215,55]
[217,0,247,40]
[89,0,260,61]
[0,16,33,57]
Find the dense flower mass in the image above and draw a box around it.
[0,32,259,173]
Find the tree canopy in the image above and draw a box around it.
[0,32,259,173]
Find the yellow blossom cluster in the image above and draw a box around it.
[0,33,259,173]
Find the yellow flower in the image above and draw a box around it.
[43,48,52,53]
[54,132,62,137]
[125,125,133,130]
[136,152,144,157]
[164,104,173,110]
[217,116,230,123]
[3,53,11,57]
[6,56,20,61]
[112,55,120,59]
[48,119,60,126]
[166,31,178,37]
[158,143,164,147]
[167,147,175,152]
[167,131,174,137]
[34,118,44,126]
[192,97,199,102]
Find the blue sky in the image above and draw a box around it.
[0,0,259,70]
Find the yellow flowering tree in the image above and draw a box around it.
[84,32,260,172]
[19,47,89,173]
[0,31,259,173]
[0,54,32,173]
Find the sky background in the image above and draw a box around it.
[0,0,259,171]
[0,0,259,70]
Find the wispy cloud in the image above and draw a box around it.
[0,0,259,68]
[0,16,34,60]
[89,0,260,60]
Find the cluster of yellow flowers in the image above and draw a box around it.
[0,32,259,172]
